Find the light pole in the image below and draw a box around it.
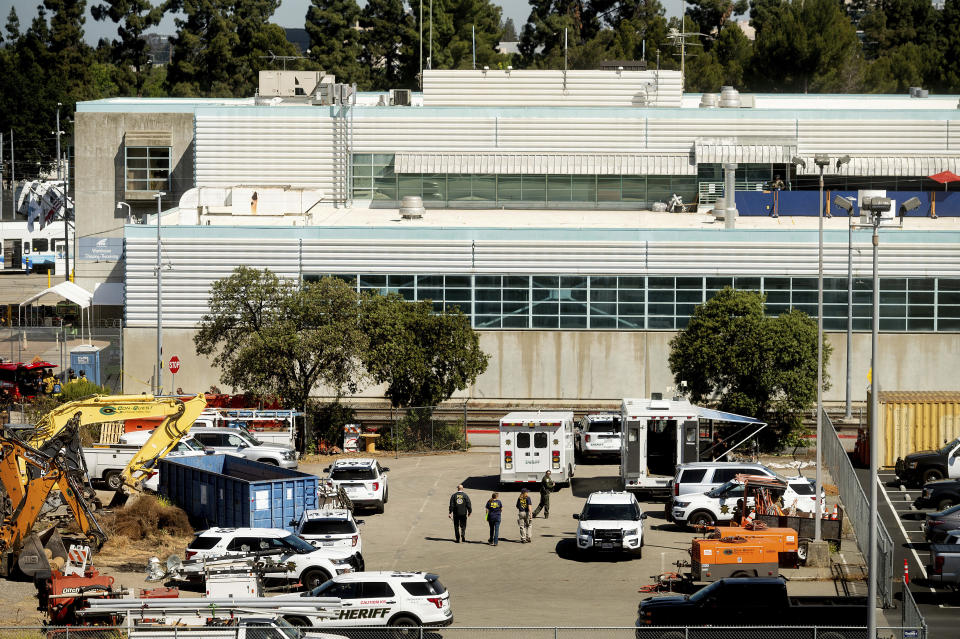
[838,193,921,639]
[54,103,68,281]
[154,191,166,394]
[117,201,132,224]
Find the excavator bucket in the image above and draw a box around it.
[18,526,67,579]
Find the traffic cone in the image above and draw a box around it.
[744,510,756,527]
[830,505,838,520]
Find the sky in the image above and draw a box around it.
[7,0,686,46]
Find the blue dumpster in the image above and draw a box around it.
[158,455,318,532]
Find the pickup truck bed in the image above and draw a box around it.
[929,543,960,589]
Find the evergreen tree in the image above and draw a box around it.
[684,0,747,40]
[305,0,367,86]
[361,0,418,90]
[165,0,240,95]
[422,0,506,70]
[685,21,751,91]
[501,17,518,41]
[5,7,20,41]
[942,0,960,91]
[859,0,942,91]
[91,0,164,95]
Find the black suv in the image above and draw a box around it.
[915,479,960,511]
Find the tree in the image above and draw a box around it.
[360,292,489,409]
[668,288,829,438]
[685,0,747,39]
[684,21,752,91]
[422,0,506,70]
[91,0,164,95]
[305,0,367,86]
[194,268,368,415]
[501,17,518,41]
[942,0,960,92]
[749,0,863,93]
[361,0,418,90]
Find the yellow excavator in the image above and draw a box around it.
[0,394,207,578]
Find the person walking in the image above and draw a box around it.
[532,470,555,519]
[485,492,503,545]
[517,488,533,543]
[448,484,472,543]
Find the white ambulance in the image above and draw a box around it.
[499,411,576,487]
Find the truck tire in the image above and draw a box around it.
[388,613,420,638]
[939,498,957,511]
[283,616,311,627]
[104,471,123,491]
[687,511,715,528]
[300,568,330,591]
[923,467,945,483]
[731,570,752,578]
[375,499,385,514]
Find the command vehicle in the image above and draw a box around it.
[499,411,575,486]
[635,577,868,636]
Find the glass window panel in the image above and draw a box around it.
[822,305,847,317]
[909,291,934,304]
[472,175,496,201]
[388,275,414,288]
[504,276,529,288]
[446,276,471,288]
[880,292,907,304]
[941,319,960,330]
[445,289,471,302]
[591,276,617,289]
[908,305,934,318]
[503,315,529,328]
[792,278,817,291]
[940,293,960,305]
[621,176,646,202]
[547,175,572,202]
[560,316,588,328]
[672,176,698,202]
[677,290,703,303]
[447,176,472,200]
[476,276,501,288]
[422,175,446,201]
[591,317,617,328]
[419,288,443,301]
[475,316,501,328]
[571,176,596,202]
[503,301,530,314]
[880,304,905,318]
[560,288,587,302]
[560,303,587,315]
[498,175,522,202]
[373,164,395,178]
[646,176,672,204]
[418,275,444,287]
[648,316,674,329]
[676,303,699,317]
[649,303,674,316]
[618,290,645,303]
[475,289,500,302]
[880,318,906,331]
[373,177,397,200]
[619,277,644,289]
[764,277,790,291]
[940,279,960,292]
[939,306,960,318]
[649,290,674,303]
[560,276,587,289]
[533,315,558,328]
[648,277,674,289]
[766,291,790,304]
[475,302,501,314]
[619,303,646,315]
[359,275,386,287]
[794,304,816,316]
[590,302,617,315]
[398,175,422,197]
[372,153,394,164]
[823,291,847,304]
[533,302,558,315]
[392,288,415,300]
[445,302,471,314]
[533,288,557,302]
[126,147,147,158]
[881,278,907,290]
[353,166,373,177]
[910,279,935,291]
[793,291,817,304]
[353,154,372,164]
[522,175,546,201]
[618,317,645,329]
[735,277,761,290]
[908,318,935,331]
[707,277,733,289]
[597,176,621,202]
[676,277,701,289]
[503,289,530,302]
[853,291,873,304]
[591,290,617,303]
[533,276,560,289]
[823,318,847,331]
[353,177,372,189]
[822,278,847,292]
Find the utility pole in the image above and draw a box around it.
[155,191,166,394]
[55,103,69,281]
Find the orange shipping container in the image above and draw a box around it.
[876,391,960,467]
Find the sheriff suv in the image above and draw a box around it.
[277,571,453,630]
[294,508,364,562]
[573,491,647,557]
[672,476,818,528]
[324,459,389,514]
[184,527,359,590]
[575,413,623,461]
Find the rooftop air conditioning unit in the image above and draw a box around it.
[391,89,412,106]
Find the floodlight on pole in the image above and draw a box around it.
[117,201,132,224]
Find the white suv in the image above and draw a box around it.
[573,491,647,557]
[294,508,364,559]
[575,413,622,461]
[278,571,453,629]
[324,459,389,513]
[671,476,817,528]
[184,527,358,590]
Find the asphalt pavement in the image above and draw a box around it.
[856,466,960,635]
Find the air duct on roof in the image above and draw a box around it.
[719,86,741,108]
[400,196,425,219]
[700,93,719,108]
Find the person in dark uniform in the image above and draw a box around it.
[532,470,555,519]
[485,492,503,545]
[770,174,785,218]
[448,484,472,543]
[517,488,533,543]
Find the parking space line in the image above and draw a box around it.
[879,476,931,583]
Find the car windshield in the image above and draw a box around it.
[179,438,204,452]
[688,580,721,603]
[273,617,303,639]
[708,480,739,496]
[282,534,318,553]
[582,503,639,520]
[940,438,960,456]
[331,468,376,480]
[237,430,262,446]
[588,420,619,433]
[303,580,336,597]
[301,520,357,535]
[789,480,815,495]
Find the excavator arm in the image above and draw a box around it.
[119,394,206,490]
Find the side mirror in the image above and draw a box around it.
[355,519,365,526]
[381,467,390,472]
[572,514,580,520]
[323,466,331,473]
[641,513,648,519]
[289,520,298,527]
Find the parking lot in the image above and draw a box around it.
[293,450,858,626]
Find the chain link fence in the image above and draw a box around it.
[901,579,926,637]
[823,410,895,609]
[380,404,470,454]
[0,626,925,639]
[0,326,122,394]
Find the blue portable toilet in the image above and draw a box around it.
[70,344,104,385]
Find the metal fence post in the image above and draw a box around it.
[554,627,559,639]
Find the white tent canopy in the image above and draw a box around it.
[19,281,93,342]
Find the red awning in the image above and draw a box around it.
[929,170,960,184]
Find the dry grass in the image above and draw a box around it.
[95,495,193,570]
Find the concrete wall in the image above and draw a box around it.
[122,328,960,404]
[73,112,195,292]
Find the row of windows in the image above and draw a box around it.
[124,146,171,193]
[352,154,698,207]
[310,274,960,332]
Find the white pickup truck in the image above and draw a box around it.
[82,434,211,491]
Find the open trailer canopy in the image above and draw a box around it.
[697,406,769,462]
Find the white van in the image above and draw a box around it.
[499,411,576,487]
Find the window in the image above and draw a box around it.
[402,577,446,596]
[679,468,707,483]
[226,434,247,447]
[301,520,357,535]
[533,432,548,449]
[187,536,221,550]
[314,581,361,599]
[125,146,171,192]
[331,468,376,480]
[361,582,395,597]
[227,537,265,552]
[33,239,48,252]
[516,432,530,448]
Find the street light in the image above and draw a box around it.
[117,201,132,224]
[850,193,920,639]
[154,191,166,394]
[53,103,68,281]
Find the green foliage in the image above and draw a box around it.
[305,0,367,86]
[60,378,112,402]
[91,0,163,95]
[685,0,748,40]
[310,400,357,448]
[360,0,418,90]
[668,288,830,446]
[194,268,368,412]
[380,407,467,451]
[360,292,489,409]
[418,0,507,70]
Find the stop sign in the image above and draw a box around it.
[168,356,180,374]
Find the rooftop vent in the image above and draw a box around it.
[910,87,929,98]
[700,93,719,108]
[399,196,424,219]
[719,86,741,108]
[391,89,412,106]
